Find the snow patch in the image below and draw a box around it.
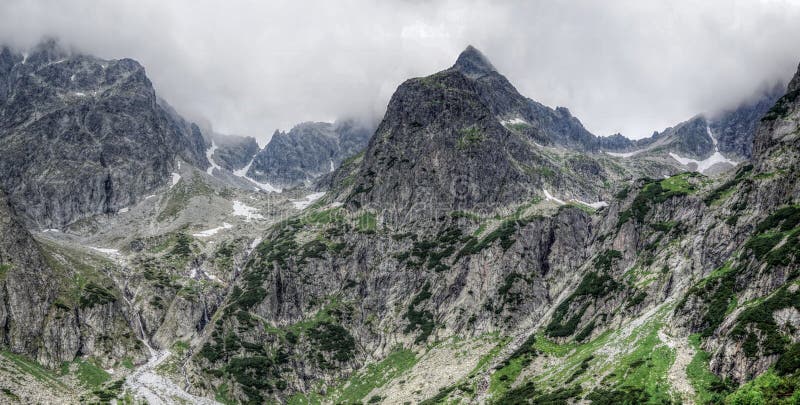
[249,178,281,193]
[605,150,642,158]
[205,141,222,175]
[192,223,233,237]
[74,92,86,97]
[232,158,253,178]
[145,194,157,200]
[171,173,181,187]
[669,151,736,174]
[330,159,335,172]
[232,200,264,221]
[205,272,223,283]
[42,228,60,233]
[572,199,608,209]
[232,157,282,193]
[249,237,262,252]
[91,247,120,256]
[500,117,528,126]
[118,207,129,213]
[291,192,326,210]
[543,189,565,205]
[669,126,736,174]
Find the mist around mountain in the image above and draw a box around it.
[0,40,798,405]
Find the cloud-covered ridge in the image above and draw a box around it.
[2,0,799,141]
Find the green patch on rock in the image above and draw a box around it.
[396,226,465,273]
[686,334,727,404]
[743,205,800,267]
[729,285,800,359]
[457,217,537,259]
[488,334,538,398]
[404,283,435,344]
[545,271,621,338]
[618,173,700,227]
[703,164,752,205]
[601,320,674,403]
[2,351,66,390]
[291,348,417,404]
[307,322,356,365]
[73,358,110,388]
[78,282,116,309]
[303,207,344,226]
[0,263,11,279]
[724,370,800,404]
[680,262,739,337]
[456,126,486,149]
[356,211,378,233]
[762,87,800,121]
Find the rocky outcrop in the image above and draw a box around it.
[247,119,373,188]
[208,133,260,172]
[341,68,547,218]
[452,46,601,151]
[334,47,676,222]
[711,83,785,159]
[0,40,209,228]
[0,190,57,358]
[601,85,784,165]
[0,189,145,368]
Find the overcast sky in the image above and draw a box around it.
[2,0,800,143]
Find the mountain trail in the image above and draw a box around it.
[658,325,696,404]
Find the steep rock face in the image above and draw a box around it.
[343,69,547,219]
[694,63,800,383]
[753,63,800,177]
[453,46,600,151]
[187,202,593,402]
[711,83,784,159]
[0,190,56,357]
[208,133,260,171]
[561,62,800,389]
[183,47,699,404]
[0,189,145,368]
[0,40,208,228]
[333,48,681,224]
[602,86,783,166]
[247,119,372,188]
[649,116,716,159]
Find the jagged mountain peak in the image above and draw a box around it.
[246,119,373,188]
[25,38,70,63]
[452,45,497,79]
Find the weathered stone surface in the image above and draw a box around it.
[0,40,209,228]
[248,119,373,188]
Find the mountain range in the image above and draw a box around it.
[0,40,797,404]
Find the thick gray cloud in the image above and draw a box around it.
[2,0,800,142]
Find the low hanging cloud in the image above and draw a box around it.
[2,0,800,142]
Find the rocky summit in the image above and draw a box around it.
[0,40,211,229]
[0,37,799,405]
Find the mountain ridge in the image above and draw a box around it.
[0,41,798,404]
[0,39,210,228]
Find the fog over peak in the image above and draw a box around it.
[2,0,800,142]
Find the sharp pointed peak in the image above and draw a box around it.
[452,45,496,79]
